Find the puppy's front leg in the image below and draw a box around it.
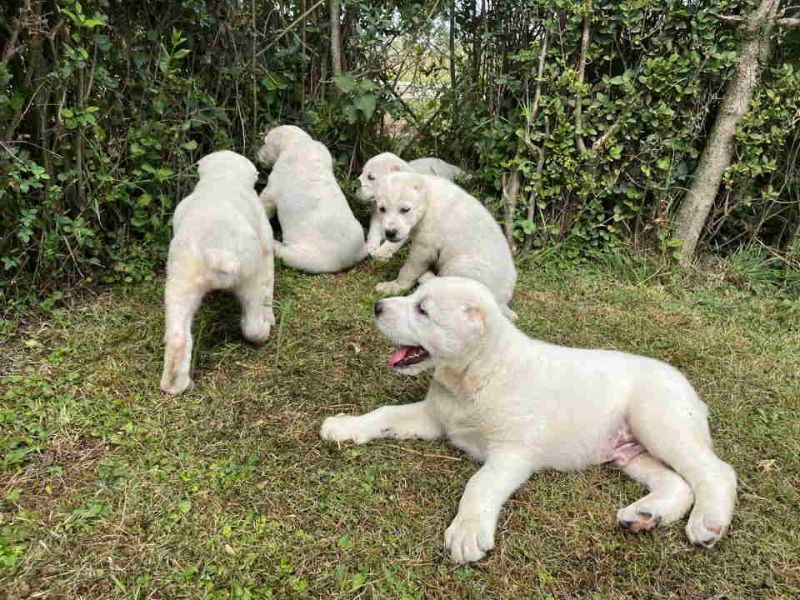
[320,401,443,445]
[445,452,535,563]
[365,212,384,255]
[375,242,434,294]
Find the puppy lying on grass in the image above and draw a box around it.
[372,172,517,320]
[161,151,274,395]
[257,125,366,273]
[357,152,465,260]
[321,276,737,563]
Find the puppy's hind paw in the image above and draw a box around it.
[686,511,729,548]
[370,244,397,261]
[320,415,373,444]
[617,506,662,533]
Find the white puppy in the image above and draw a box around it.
[372,172,517,320]
[321,277,737,563]
[160,151,275,395]
[256,125,366,273]
[357,152,465,260]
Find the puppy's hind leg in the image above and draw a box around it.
[320,401,443,445]
[236,255,275,344]
[628,380,737,547]
[617,453,694,533]
[160,280,203,395]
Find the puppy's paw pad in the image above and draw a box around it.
[618,507,662,533]
[444,514,495,564]
[320,415,370,444]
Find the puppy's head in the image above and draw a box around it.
[256,125,311,168]
[197,150,258,186]
[357,152,410,202]
[373,172,428,243]
[374,277,500,375]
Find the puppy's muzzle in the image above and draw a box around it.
[384,229,399,242]
[374,301,384,317]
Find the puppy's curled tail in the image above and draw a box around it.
[204,248,240,287]
[501,304,518,321]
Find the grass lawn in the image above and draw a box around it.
[1,257,799,598]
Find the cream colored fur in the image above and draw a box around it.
[358,152,465,260]
[321,276,737,563]
[160,151,274,395]
[372,172,517,320]
[257,125,366,273]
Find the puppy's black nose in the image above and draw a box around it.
[385,229,398,241]
[374,301,384,317]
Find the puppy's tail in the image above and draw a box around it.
[501,304,518,322]
[204,248,240,287]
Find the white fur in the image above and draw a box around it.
[321,277,737,563]
[358,153,465,260]
[256,125,366,273]
[373,172,517,320]
[408,157,465,180]
[161,151,275,395]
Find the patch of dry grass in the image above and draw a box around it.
[1,259,798,598]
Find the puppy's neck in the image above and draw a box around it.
[433,326,507,399]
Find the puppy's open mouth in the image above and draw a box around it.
[388,345,430,369]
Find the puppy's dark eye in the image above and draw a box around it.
[400,207,410,214]
[378,206,386,213]
[367,174,375,181]
[417,303,427,317]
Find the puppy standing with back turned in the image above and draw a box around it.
[257,125,366,273]
[161,151,275,395]
[321,277,737,563]
[372,171,517,320]
[357,152,465,260]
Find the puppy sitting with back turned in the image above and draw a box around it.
[256,125,366,273]
[371,171,517,320]
[357,152,465,260]
[161,151,275,395]
[321,276,737,563]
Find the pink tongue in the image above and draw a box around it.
[389,346,413,367]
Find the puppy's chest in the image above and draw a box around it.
[431,391,500,463]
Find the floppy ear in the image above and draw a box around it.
[410,174,426,192]
[463,304,486,334]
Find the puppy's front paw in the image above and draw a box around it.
[160,374,191,396]
[365,240,381,256]
[320,415,373,444]
[370,244,397,261]
[375,280,405,295]
[444,512,495,564]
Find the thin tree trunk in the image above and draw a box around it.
[674,0,783,266]
[502,170,521,250]
[329,0,342,77]
[449,0,456,96]
[574,0,591,154]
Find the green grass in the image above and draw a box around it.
[1,258,799,598]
